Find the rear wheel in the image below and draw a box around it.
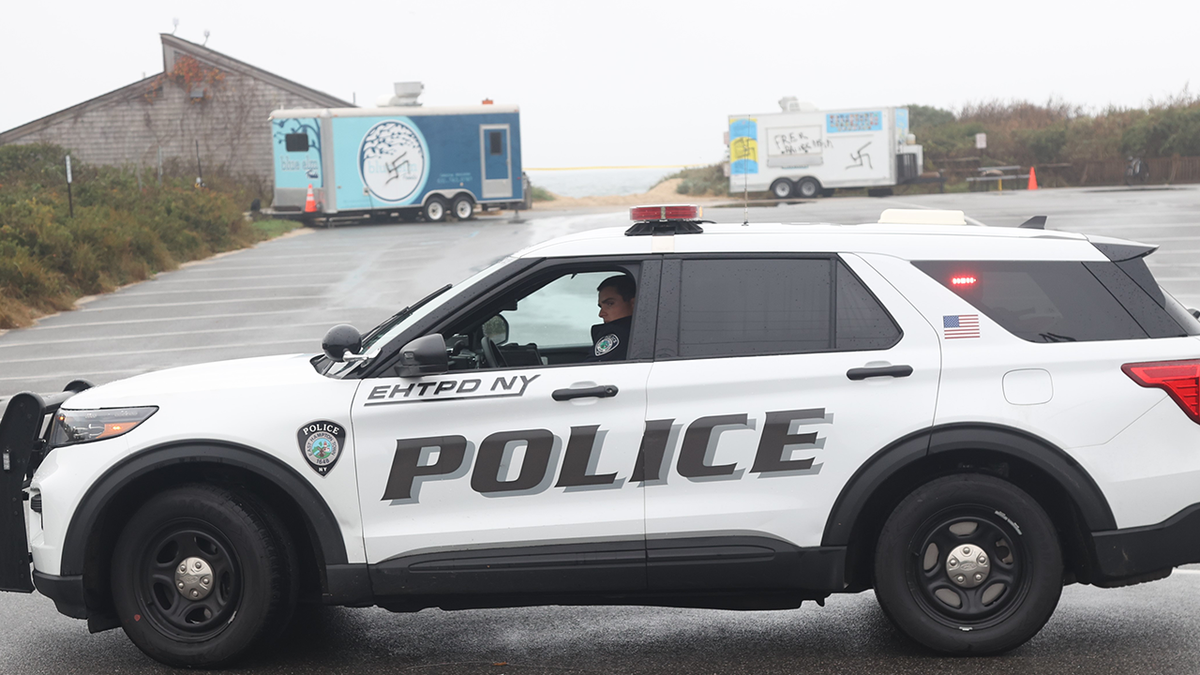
[452,194,475,220]
[770,179,794,199]
[874,473,1062,654]
[423,196,447,222]
[797,177,820,198]
[111,485,297,668]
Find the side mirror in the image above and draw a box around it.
[482,315,509,344]
[322,324,363,362]
[1190,309,1200,320]
[397,334,449,378]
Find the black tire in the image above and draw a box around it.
[452,194,475,221]
[770,179,794,199]
[873,474,1062,654]
[423,196,448,222]
[797,177,820,198]
[111,484,297,668]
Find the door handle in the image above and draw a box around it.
[552,385,619,401]
[846,365,913,381]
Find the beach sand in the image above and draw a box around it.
[534,178,725,209]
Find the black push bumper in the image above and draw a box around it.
[1091,503,1200,584]
[0,383,91,594]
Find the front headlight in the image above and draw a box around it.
[50,407,158,447]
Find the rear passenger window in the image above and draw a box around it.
[837,262,902,350]
[914,261,1150,343]
[674,258,899,358]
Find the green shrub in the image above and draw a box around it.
[0,143,265,329]
[667,164,728,197]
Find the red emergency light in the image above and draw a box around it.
[630,204,702,222]
[951,276,978,286]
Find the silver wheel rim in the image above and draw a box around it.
[455,200,472,218]
[427,202,444,221]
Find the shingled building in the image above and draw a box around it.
[0,34,351,191]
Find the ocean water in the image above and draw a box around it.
[525,167,678,198]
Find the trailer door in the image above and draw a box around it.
[480,125,512,198]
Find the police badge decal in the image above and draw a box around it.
[297,421,346,476]
[594,334,618,357]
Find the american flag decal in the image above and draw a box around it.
[943,314,980,339]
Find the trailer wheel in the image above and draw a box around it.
[452,194,475,221]
[770,179,795,199]
[797,178,821,198]
[423,197,448,222]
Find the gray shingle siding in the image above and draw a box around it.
[0,34,350,188]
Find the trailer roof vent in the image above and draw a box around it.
[378,81,424,107]
[778,97,817,113]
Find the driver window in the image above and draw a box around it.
[447,269,635,371]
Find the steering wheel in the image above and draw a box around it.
[480,337,505,369]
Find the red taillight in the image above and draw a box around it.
[630,204,701,221]
[1123,359,1200,424]
[951,276,977,286]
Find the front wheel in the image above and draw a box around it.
[111,485,297,667]
[874,473,1062,654]
[770,179,794,199]
[423,196,448,222]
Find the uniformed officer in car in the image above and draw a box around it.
[590,275,635,361]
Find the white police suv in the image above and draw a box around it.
[4,205,1200,666]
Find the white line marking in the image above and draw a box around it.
[76,296,320,312]
[149,273,344,283]
[2,341,312,365]
[0,368,148,383]
[0,322,338,348]
[24,309,354,330]
[112,284,330,297]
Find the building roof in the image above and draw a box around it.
[0,34,353,143]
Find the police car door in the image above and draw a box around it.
[642,254,940,589]
[351,262,658,596]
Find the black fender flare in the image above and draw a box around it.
[821,423,1117,548]
[61,441,349,576]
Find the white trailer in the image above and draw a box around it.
[726,99,924,198]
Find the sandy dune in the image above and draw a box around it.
[534,178,724,209]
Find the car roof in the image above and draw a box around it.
[517,217,1150,263]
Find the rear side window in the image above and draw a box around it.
[673,257,900,358]
[914,260,1187,343]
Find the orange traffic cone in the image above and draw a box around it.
[304,184,317,212]
[1028,167,1038,191]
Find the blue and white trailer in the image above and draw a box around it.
[270,104,525,222]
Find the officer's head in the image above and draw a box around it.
[597,275,636,323]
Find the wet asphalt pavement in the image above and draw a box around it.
[2,186,1200,672]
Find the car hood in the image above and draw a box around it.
[64,353,326,408]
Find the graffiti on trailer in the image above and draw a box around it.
[846,142,873,170]
[772,132,834,156]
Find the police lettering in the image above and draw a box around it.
[381,409,827,502]
[302,422,343,436]
[365,374,539,407]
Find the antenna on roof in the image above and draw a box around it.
[741,116,749,226]
[171,18,178,35]
[1018,215,1047,229]
[203,29,210,46]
